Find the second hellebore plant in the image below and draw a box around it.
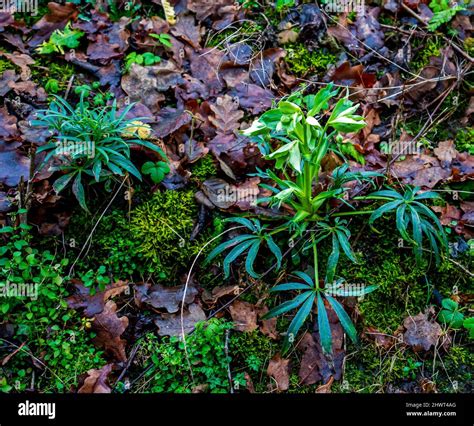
[207,84,448,355]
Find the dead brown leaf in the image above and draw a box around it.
[121,62,183,113]
[67,280,129,318]
[92,301,129,362]
[229,300,258,332]
[154,303,206,336]
[134,282,197,313]
[78,364,113,393]
[267,354,290,391]
[209,95,244,135]
[403,312,442,352]
[316,376,334,393]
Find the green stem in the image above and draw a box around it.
[353,195,392,201]
[311,232,319,290]
[304,162,313,210]
[332,210,375,217]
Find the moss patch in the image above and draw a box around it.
[285,43,336,77]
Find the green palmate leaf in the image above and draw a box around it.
[141,161,170,184]
[441,298,458,311]
[223,239,256,278]
[288,143,302,173]
[293,271,314,287]
[326,234,340,284]
[369,189,404,200]
[305,83,338,116]
[317,293,332,354]
[410,206,423,262]
[283,293,315,353]
[263,292,312,319]
[336,229,357,263]
[325,295,358,345]
[206,234,256,263]
[414,191,440,200]
[369,199,403,223]
[52,172,76,194]
[225,217,258,232]
[270,282,312,292]
[266,236,282,270]
[72,173,89,212]
[396,203,412,243]
[245,240,261,278]
[278,101,302,115]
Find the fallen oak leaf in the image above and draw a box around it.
[78,364,113,393]
[331,61,377,89]
[229,83,274,115]
[434,140,458,167]
[92,301,129,362]
[209,94,244,135]
[362,326,396,350]
[121,62,184,113]
[67,280,129,318]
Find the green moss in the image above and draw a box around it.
[0,57,15,74]
[30,57,75,92]
[410,37,442,72]
[206,21,264,48]
[355,259,429,333]
[455,127,474,155]
[464,37,474,57]
[332,342,473,393]
[229,329,278,392]
[65,208,157,280]
[285,43,336,77]
[191,155,218,182]
[332,344,413,393]
[130,190,212,278]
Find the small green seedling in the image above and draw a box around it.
[141,161,170,184]
[36,22,84,55]
[149,33,173,48]
[124,52,161,73]
[439,298,465,329]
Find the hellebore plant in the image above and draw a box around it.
[207,84,448,355]
[32,94,166,211]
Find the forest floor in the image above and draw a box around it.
[0,0,473,394]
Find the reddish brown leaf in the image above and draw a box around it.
[209,95,244,135]
[390,154,451,188]
[229,300,258,332]
[332,62,377,88]
[121,62,183,113]
[229,83,274,115]
[267,354,290,391]
[78,364,113,394]
[67,280,129,318]
[92,301,129,362]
